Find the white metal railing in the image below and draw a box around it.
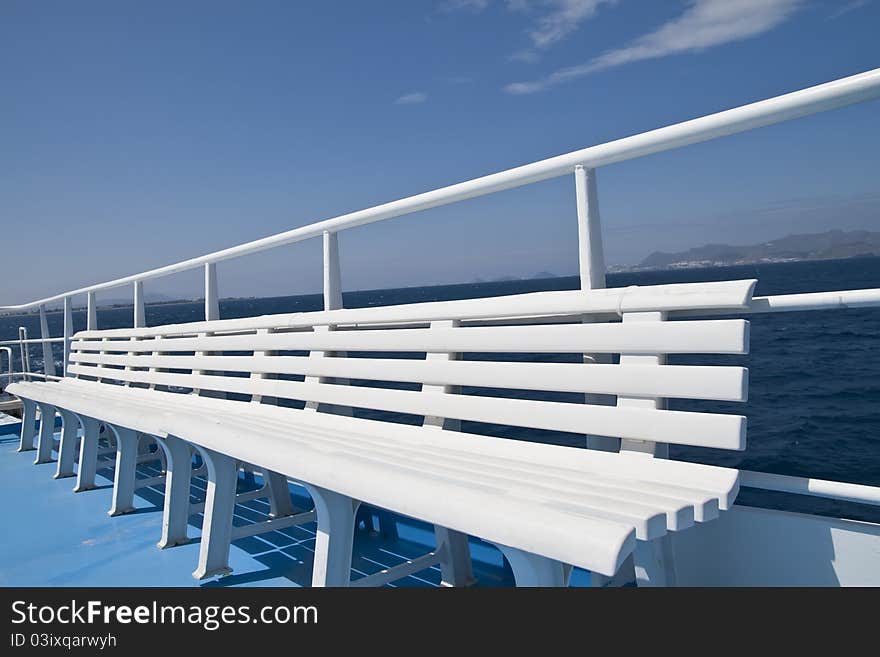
[0,68,879,510]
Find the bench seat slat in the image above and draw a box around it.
[68,353,747,401]
[72,279,757,340]
[8,379,741,572]
[50,377,740,504]
[66,364,745,449]
[44,378,741,505]
[71,319,749,355]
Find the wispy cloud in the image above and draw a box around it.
[394,92,428,105]
[445,1,615,61]
[505,0,803,94]
[524,0,618,49]
[441,0,490,11]
[828,0,870,19]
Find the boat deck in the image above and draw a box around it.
[0,418,597,587]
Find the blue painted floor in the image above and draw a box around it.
[0,421,594,587]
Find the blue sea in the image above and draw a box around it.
[3,257,879,523]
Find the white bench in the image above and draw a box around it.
[9,278,754,586]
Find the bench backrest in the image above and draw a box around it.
[66,279,755,451]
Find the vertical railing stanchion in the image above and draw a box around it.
[575,165,606,290]
[323,231,343,311]
[18,327,31,381]
[205,263,220,321]
[574,165,616,454]
[63,296,73,377]
[87,291,98,331]
[133,281,145,328]
[38,304,57,378]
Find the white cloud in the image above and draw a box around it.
[828,0,870,19]
[394,92,428,105]
[526,0,618,48]
[441,0,490,11]
[445,0,615,61]
[505,0,802,94]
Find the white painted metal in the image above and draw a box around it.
[575,166,606,291]
[740,470,880,506]
[496,545,570,587]
[73,416,101,493]
[63,297,73,377]
[87,292,97,331]
[18,327,31,380]
[71,319,749,355]
[673,287,880,317]
[38,305,57,378]
[62,366,746,449]
[55,409,79,479]
[671,506,880,586]
[154,435,194,549]
[68,354,747,401]
[323,231,343,311]
[192,447,237,579]
[17,398,37,451]
[34,402,56,464]
[107,426,139,516]
[133,281,145,328]
[73,279,757,339]
[204,263,219,321]
[0,337,64,346]
[307,485,360,587]
[1,69,878,313]
[0,347,13,390]
[619,312,668,457]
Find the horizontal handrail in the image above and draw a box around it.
[671,287,880,317]
[1,68,879,312]
[0,337,65,346]
[740,470,880,507]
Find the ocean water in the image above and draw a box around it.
[3,257,879,522]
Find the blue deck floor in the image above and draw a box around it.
[0,419,592,587]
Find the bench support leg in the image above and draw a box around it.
[18,398,37,452]
[74,417,100,492]
[34,403,57,464]
[264,470,295,518]
[108,427,139,516]
[633,538,676,587]
[54,410,80,479]
[155,436,193,549]
[306,485,360,587]
[434,526,475,587]
[496,545,570,587]
[193,448,237,580]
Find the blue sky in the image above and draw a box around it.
[1,0,879,304]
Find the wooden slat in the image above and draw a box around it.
[66,364,746,449]
[71,319,749,355]
[68,352,747,401]
[73,279,757,339]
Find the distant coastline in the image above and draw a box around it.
[4,230,878,317]
[611,229,880,273]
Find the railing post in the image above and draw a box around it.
[204,263,219,321]
[18,327,30,381]
[87,291,98,331]
[63,296,73,377]
[575,165,616,453]
[323,231,343,311]
[38,304,57,378]
[574,165,606,290]
[133,280,145,328]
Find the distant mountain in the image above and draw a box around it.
[638,230,880,270]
